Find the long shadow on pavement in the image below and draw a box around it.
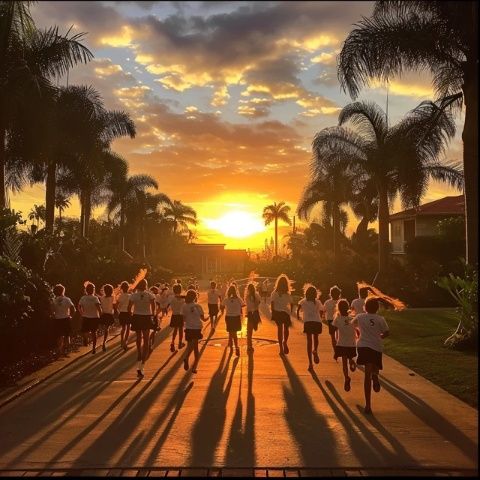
[188,348,239,467]
[322,378,420,467]
[68,325,214,468]
[378,374,478,462]
[224,351,256,467]
[280,355,338,467]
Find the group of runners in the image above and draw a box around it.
[51,274,393,414]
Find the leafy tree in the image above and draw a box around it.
[0,1,92,210]
[163,199,198,235]
[262,202,292,258]
[311,100,463,283]
[338,0,478,267]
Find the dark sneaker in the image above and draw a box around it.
[349,361,357,372]
[372,374,381,392]
[170,343,175,353]
[313,351,319,364]
[137,369,144,378]
[308,365,314,372]
[235,348,240,357]
[283,343,289,354]
[344,377,351,392]
[183,359,189,371]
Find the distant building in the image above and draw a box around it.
[389,195,465,255]
[180,243,248,275]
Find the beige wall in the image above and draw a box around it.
[391,219,404,253]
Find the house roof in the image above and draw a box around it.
[389,195,465,221]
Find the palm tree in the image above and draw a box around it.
[55,86,136,237]
[55,191,70,221]
[0,2,93,210]
[298,163,354,262]
[312,100,463,282]
[350,177,378,240]
[106,170,159,249]
[28,204,46,232]
[163,200,198,235]
[337,1,478,266]
[262,201,292,258]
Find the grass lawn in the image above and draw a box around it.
[382,308,478,408]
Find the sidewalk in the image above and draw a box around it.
[0,294,477,475]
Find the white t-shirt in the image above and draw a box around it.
[223,296,244,316]
[79,295,101,318]
[169,295,185,315]
[351,297,365,316]
[333,315,356,347]
[298,298,323,323]
[271,291,292,314]
[53,296,74,319]
[207,289,222,305]
[130,290,155,316]
[116,292,130,313]
[245,292,261,312]
[353,313,389,352]
[100,296,114,314]
[182,302,204,329]
[324,298,338,321]
[157,290,170,308]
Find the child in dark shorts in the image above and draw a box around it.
[352,297,390,414]
[332,299,357,392]
[51,284,76,356]
[169,283,185,352]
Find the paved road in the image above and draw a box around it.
[0,293,477,474]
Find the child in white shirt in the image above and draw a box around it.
[271,274,293,356]
[115,281,131,351]
[323,285,342,355]
[333,299,357,392]
[223,284,245,356]
[353,297,390,414]
[169,283,185,352]
[78,282,102,354]
[99,284,115,352]
[182,289,207,373]
[296,284,323,371]
[51,284,75,356]
[351,286,369,316]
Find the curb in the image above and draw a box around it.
[0,329,122,411]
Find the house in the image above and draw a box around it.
[180,243,248,276]
[389,195,465,255]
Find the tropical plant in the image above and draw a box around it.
[262,201,292,258]
[55,85,136,237]
[28,204,46,231]
[437,263,478,349]
[55,191,70,221]
[106,169,158,248]
[163,199,198,235]
[0,1,92,210]
[298,162,354,262]
[311,100,463,283]
[338,0,478,267]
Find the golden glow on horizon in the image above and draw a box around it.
[204,210,266,238]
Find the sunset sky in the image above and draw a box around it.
[11,1,463,250]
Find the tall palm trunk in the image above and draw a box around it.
[0,122,6,210]
[462,11,478,267]
[274,216,278,258]
[356,216,369,238]
[84,190,92,238]
[45,160,56,233]
[377,184,390,284]
[120,201,125,249]
[80,192,85,237]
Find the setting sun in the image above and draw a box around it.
[204,211,266,238]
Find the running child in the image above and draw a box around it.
[207,281,222,332]
[332,299,357,391]
[169,283,185,352]
[128,279,156,378]
[99,284,115,352]
[78,282,102,354]
[351,285,369,316]
[116,281,131,351]
[324,285,342,354]
[51,284,75,356]
[271,274,293,355]
[223,283,244,357]
[296,284,323,371]
[353,297,390,414]
[182,289,207,373]
[245,282,261,353]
